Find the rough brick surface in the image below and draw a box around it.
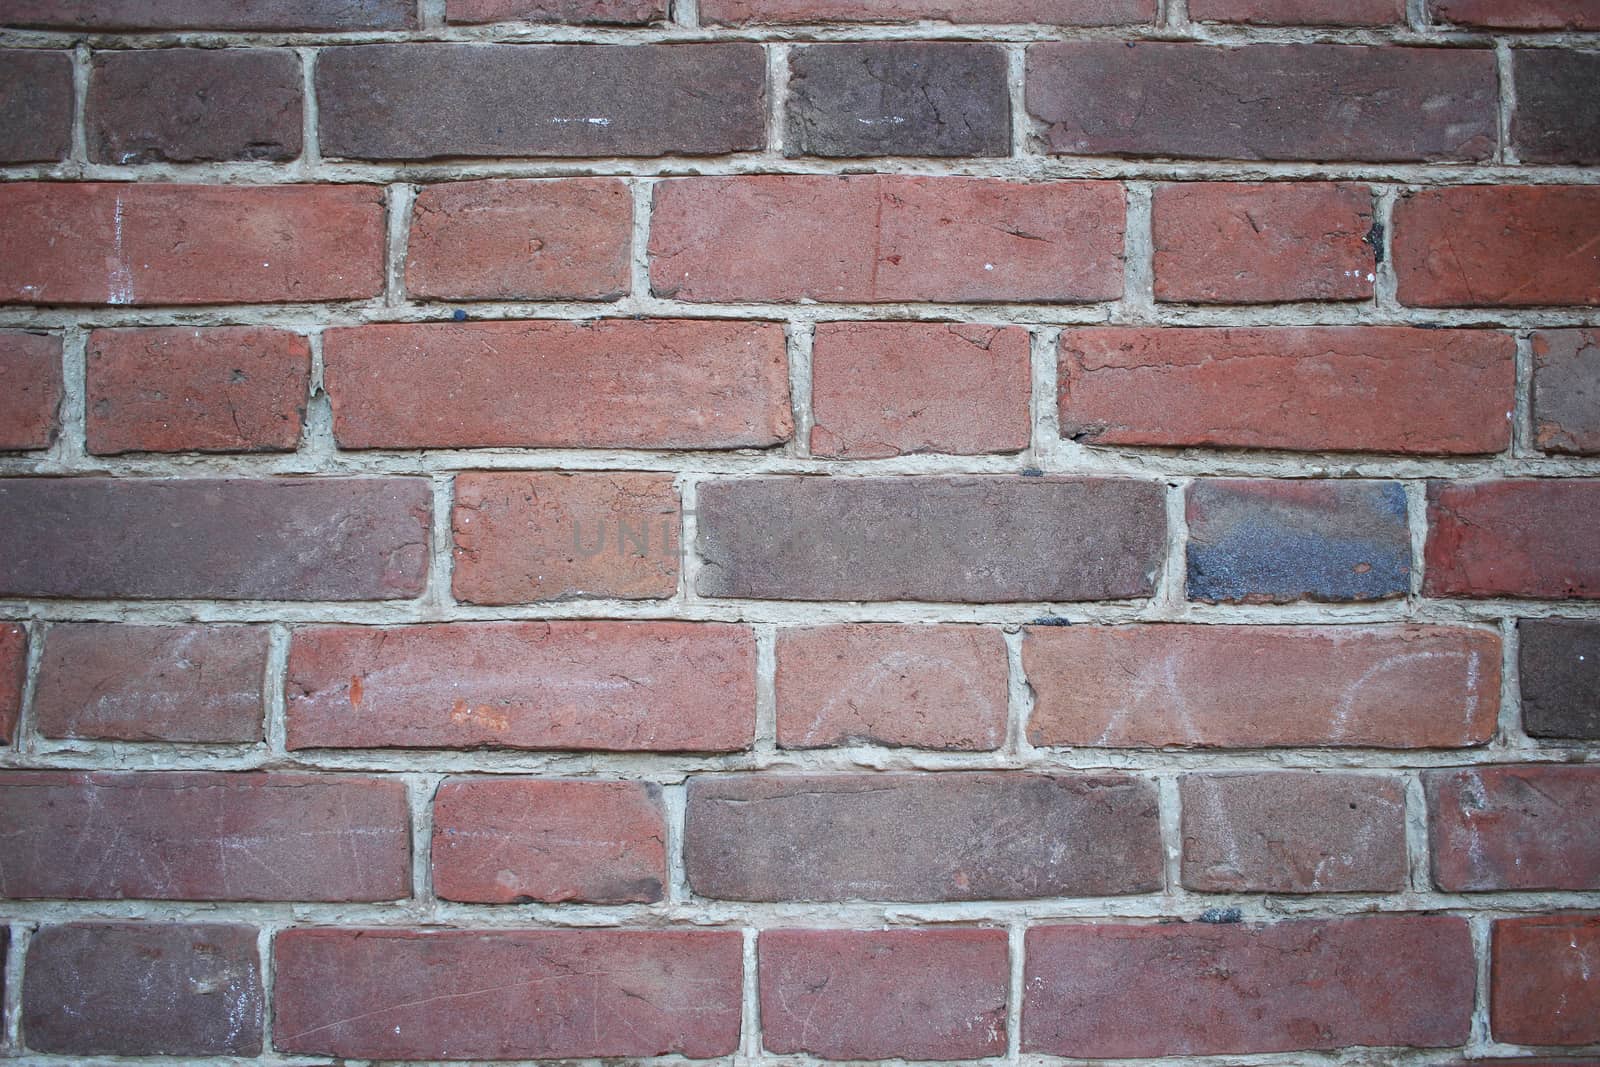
[432,778,666,903]
[286,622,755,751]
[0,330,61,451]
[0,0,416,27]
[1432,0,1600,27]
[696,476,1166,602]
[1189,0,1404,22]
[1513,50,1600,165]
[1425,480,1600,599]
[1025,623,1500,749]
[685,773,1161,900]
[0,623,23,744]
[34,623,267,743]
[1427,765,1600,891]
[760,929,1009,1059]
[1533,329,1600,454]
[0,771,410,900]
[702,0,1155,21]
[1060,327,1513,454]
[1023,917,1474,1057]
[23,924,262,1056]
[447,0,665,21]
[1519,618,1600,740]
[0,49,72,163]
[1492,915,1600,1046]
[273,928,743,1059]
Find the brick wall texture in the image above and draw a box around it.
[0,2,1597,1065]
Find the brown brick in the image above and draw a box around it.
[0,0,416,28]
[1519,618,1600,740]
[776,624,1008,750]
[1023,916,1474,1057]
[760,929,1008,1059]
[23,924,261,1056]
[0,49,72,163]
[317,43,765,159]
[650,175,1125,303]
[0,771,410,900]
[0,331,61,450]
[0,477,430,601]
[1395,186,1600,308]
[1427,765,1600,891]
[1433,0,1600,27]
[433,778,666,904]
[810,322,1032,458]
[33,623,267,743]
[86,327,310,454]
[1534,330,1600,454]
[697,476,1164,603]
[286,621,755,751]
[323,319,791,450]
[1492,914,1600,1046]
[274,928,743,1059]
[1061,327,1512,454]
[0,623,23,744]
[1027,43,1496,161]
[1025,624,1500,749]
[0,183,385,306]
[453,472,680,604]
[1190,0,1404,21]
[1180,772,1407,892]
[702,0,1155,23]
[447,0,665,22]
[685,772,1161,900]
[1425,479,1600,599]
[1513,50,1600,165]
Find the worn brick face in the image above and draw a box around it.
[0,331,61,451]
[1519,619,1600,740]
[1533,329,1600,455]
[1425,479,1600,599]
[0,0,416,27]
[0,623,24,744]
[0,49,72,163]
[1513,50,1600,165]
[446,0,666,21]
[1492,914,1600,1046]
[1189,0,1405,22]
[1427,765,1600,891]
[702,0,1155,21]
[1432,0,1600,27]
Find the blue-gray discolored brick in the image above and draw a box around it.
[1512,49,1600,165]
[1519,618,1600,740]
[0,0,415,28]
[0,50,72,163]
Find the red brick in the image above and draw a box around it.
[1425,480,1600,599]
[286,621,755,751]
[1492,914,1600,1046]
[1433,0,1600,27]
[775,624,1008,750]
[22,923,262,1056]
[1534,329,1600,454]
[649,175,1124,304]
[448,0,665,22]
[33,623,267,744]
[760,929,1008,1059]
[1152,183,1376,303]
[1190,0,1404,21]
[1024,916,1474,1057]
[86,327,310,454]
[323,319,791,450]
[0,0,415,28]
[0,331,61,450]
[0,624,23,744]
[1061,327,1512,454]
[406,179,631,301]
[810,322,1031,458]
[432,778,666,904]
[273,928,742,1059]
[1427,765,1600,891]
[703,0,1154,21]
[0,183,385,307]
[0,771,409,901]
[452,471,680,604]
[1025,624,1500,749]
[1180,772,1407,892]
[0,477,430,601]
[1395,186,1600,308]
[0,49,72,163]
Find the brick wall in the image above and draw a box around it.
[0,1,1598,1064]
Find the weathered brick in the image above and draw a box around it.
[0,771,409,900]
[0,624,23,744]
[274,928,742,1059]
[760,929,1008,1059]
[88,49,301,164]
[447,0,665,22]
[286,622,755,751]
[86,327,310,454]
[1534,330,1600,454]
[696,476,1165,603]
[0,49,72,163]
[0,477,430,600]
[33,623,267,743]
[685,773,1161,900]
[1427,765,1600,891]
[1187,480,1410,603]
[1432,0,1600,28]
[432,778,666,904]
[776,624,1008,750]
[1061,327,1513,454]
[323,319,791,450]
[1180,772,1407,892]
[0,331,61,450]
[317,44,764,159]
[1519,618,1600,740]
[1513,50,1600,165]
[1025,623,1500,749]
[452,472,680,604]
[1027,43,1496,161]
[23,924,262,1056]
[1023,916,1474,1057]
[1492,914,1600,1046]
[0,183,385,306]
[703,0,1154,21]
[0,0,416,28]
[786,43,1010,158]
[1152,183,1376,303]
[649,175,1125,303]
[406,178,631,301]
[810,322,1032,458]
[1189,0,1404,22]
[1425,480,1600,599]
[1394,186,1600,308]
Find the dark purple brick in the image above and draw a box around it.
[1520,619,1600,740]
[1534,329,1600,455]
[1514,50,1600,165]
[0,50,72,163]
[0,0,415,28]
